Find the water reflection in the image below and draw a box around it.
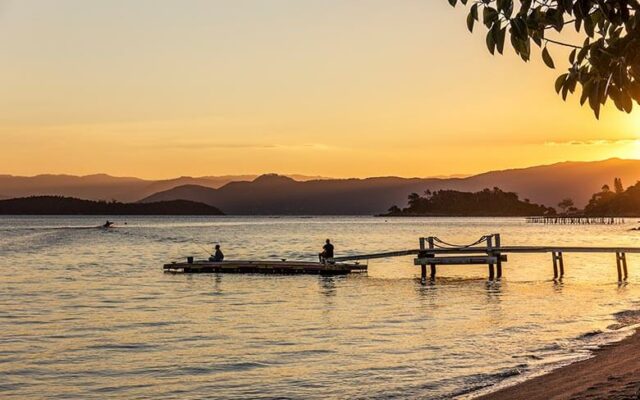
[553,279,564,293]
[3,216,640,399]
[211,274,223,295]
[319,276,337,297]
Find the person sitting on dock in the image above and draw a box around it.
[319,239,334,263]
[209,244,224,262]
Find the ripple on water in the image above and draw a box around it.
[3,216,640,399]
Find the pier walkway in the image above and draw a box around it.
[332,234,639,283]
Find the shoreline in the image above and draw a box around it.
[475,328,640,400]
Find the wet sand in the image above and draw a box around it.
[477,330,640,400]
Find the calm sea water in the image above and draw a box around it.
[2,216,640,399]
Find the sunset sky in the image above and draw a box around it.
[1,0,639,179]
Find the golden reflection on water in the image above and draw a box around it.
[1,216,640,398]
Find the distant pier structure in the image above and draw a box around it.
[526,216,625,225]
[333,233,639,282]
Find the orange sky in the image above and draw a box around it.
[0,0,638,179]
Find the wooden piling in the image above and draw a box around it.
[558,252,564,278]
[419,237,426,283]
[615,252,629,282]
[494,234,503,279]
[427,237,436,280]
[486,235,495,280]
[551,252,565,280]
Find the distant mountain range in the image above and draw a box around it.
[0,173,325,203]
[141,159,640,214]
[2,158,640,215]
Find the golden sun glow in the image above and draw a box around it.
[0,1,638,178]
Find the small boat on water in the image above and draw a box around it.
[163,259,366,275]
[99,220,115,229]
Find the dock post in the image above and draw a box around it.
[494,234,502,279]
[419,238,427,283]
[486,235,495,280]
[558,252,564,278]
[616,252,623,282]
[552,252,559,280]
[427,237,436,280]
[622,253,628,280]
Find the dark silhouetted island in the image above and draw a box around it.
[584,179,640,216]
[0,196,224,215]
[383,188,554,217]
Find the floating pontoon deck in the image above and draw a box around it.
[163,260,367,275]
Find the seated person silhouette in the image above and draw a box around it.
[209,244,224,262]
[319,239,334,263]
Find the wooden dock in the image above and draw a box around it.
[165,233,639,282]
[526,216,625,224]
[332,234,639,283]
[163,260,367,275]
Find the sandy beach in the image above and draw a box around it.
[478,330,640,400]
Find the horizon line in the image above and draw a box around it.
[0,157,637,181]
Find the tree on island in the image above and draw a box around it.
[614,177,625,193]
[447,0,640,118]
[387,205,402,214]
[386,187,554,216]
[585,178,640,215]
[557,198,575,214]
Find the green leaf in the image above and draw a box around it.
[470,3,478,20]
[486,30,496,55]
[483,7,499,27]
[466,12,475,32]
[496,27,506,54]
[542,47,555,69]
[555,73,568,94]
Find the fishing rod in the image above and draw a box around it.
[194,242,213,256]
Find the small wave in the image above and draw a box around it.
[172,362,268,375]
[460,311,640,399]
[86,343,158,351]
[0,226,104,231]
[537,342,563,352]
[518,354,544,360]
[613,309,640,326]
[449,366,526,398]
[577,330,603,339]
[0,383,28,392]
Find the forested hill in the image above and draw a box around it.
[585,181,640,216]
[0,196,224,215]
[384,188,554,216]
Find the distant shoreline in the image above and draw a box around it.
[378,213,545,217]
[0,196,224,216]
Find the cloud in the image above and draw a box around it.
[141,141,336,151]
[271,143,333,151]
[151,142,276,150]
[544,138,639,146]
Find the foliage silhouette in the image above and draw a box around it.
[448,0,640,118]
[0,196,224,215]
[385,187,554,216]
[585,178,640,215]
